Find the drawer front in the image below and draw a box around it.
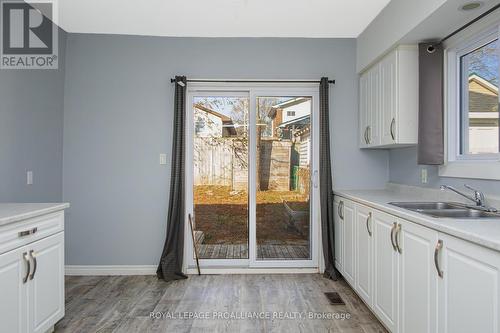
[0,212,64,255]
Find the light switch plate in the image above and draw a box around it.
[159,153,167,165]
[421,168,428,184]
[27,171,33,185]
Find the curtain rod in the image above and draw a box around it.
[170,79,335,84]
[440,3,500,43]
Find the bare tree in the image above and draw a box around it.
[467,39,499,86]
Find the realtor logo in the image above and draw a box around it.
[1,0,58,69]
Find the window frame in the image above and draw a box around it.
[440,17,500,180]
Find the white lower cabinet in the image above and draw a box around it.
[0,246,28,333]
[335,195,500,333]
[354,204,373,307]
[437,234,500,333]
[29,233,65,333]
[334,199,343,272]
[0,211,65,333]
[372,210,399,332]
[398,220,438,333]
[342,200,356,286]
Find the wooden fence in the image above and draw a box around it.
[194,137,295,191]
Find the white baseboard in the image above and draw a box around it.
[185,267,319,274]
[65,265,157,276]
[65,265,319,276]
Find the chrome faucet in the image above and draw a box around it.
[440,184,496,212]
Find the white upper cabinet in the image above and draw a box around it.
[359,45,418,148]
[360,63,381,147]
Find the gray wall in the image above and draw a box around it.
[389,147,500,196]
[0,30,66,202]
[62,34,388,265]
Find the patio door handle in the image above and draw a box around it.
[312,170,318,188]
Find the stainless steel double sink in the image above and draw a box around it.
[389,202,500,219]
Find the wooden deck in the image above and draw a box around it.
[197,243,309,259]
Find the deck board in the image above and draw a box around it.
[196,244,309,259]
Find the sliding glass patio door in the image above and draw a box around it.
[185,84,319,269]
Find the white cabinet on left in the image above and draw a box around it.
[0,245,28,333]
[0,208,66,333]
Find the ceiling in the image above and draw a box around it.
[58,0,392,38]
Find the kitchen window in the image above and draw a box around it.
[442,20,500,180]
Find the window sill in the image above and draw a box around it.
[439,160,500,180]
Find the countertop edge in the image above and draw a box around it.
[333,190,500,253]
[0,203,70,227]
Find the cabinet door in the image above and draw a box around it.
[342,200,356,286]
[438,234,500,333]
[334,200,343,272]
[28,232,64,333]
[380,50,397,145]
[0,246,28,333]
[368,64,381,146]
[355,204,373,307]
[373,211,399,332]
[359,72,370,148]
[398,220,438,333]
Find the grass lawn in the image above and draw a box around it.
[193,185,310,245]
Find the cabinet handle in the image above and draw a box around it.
[312,170,319,188]
[366,212,372,237]
[18,227,37,238]
[390,222,397,251]
[29,250,37,280]
[390,118,396,141]
[339,201,344,220]
[395,223,402,253]
[22,252,30,284]
[364,127,369,144]
[434,240,443,278]
[367,126,371,144]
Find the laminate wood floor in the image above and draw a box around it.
[55,274,387,333]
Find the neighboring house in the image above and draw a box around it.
[267,97,311,138]
[194,104,237,137]
[468,74,499,154]
[277,116,311,167]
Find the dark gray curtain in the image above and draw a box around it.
[157,76,188,282]
[319,77,338,280]
[418,43,444,165]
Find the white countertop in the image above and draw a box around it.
[0,203,70,227]
[334,188,500,252]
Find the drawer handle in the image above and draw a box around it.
[434,240,443,278]
[18,227,37,238]
[23,252,30,284]
[29,250,37,280]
